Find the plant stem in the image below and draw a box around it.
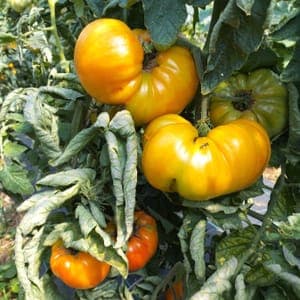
[48,0,69,73]
[201,95,209,121]
[234,168,285,276]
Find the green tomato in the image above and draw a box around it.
[210,69,288,138]
[9,0,31,12]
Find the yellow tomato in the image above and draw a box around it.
[142,114,271,201]
[74,19,199,126]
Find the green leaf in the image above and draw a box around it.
[37,168,96,187]
[286,83,300,163]
[241,46,278,72]
[266,264,300,295]
[271,12,300,41]
[0,32,16,44]
[190,219,206,280]
[190,257,238,300]
[186,0,213,8]
[17,190,58,213]
[39,86,83,101]
[282,245,300,270]
[73,0,85,17]
[0,162,34,195]
[274,213,300,239]
[49,126,98,166]
[142,0,187,50]
[202,0,271,94]
[18,184,80,235]
[216,226,257,267]
[236,0,255,16]
[24,93,62,160]
[281,41,300,82]
[234,273,256,300]
[105,111,138,248]
[3,141,27,157]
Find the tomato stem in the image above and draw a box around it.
[196,96,211,136]
[48,0,69,73]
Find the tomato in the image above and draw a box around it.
[50,240,110,289]
[126,211,158,271]
[142,114,271,201]
[74,19,199,126]
[165,281,184,300]
[210,68,288,137]
[9,0,31,12]
[106,211,158,272]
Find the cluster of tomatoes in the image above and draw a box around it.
[50,18,288,297]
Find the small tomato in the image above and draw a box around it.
[50,240,110,289]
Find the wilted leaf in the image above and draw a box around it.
[37,168,96,187]
[190,219,206,280]
[190,257,238,300]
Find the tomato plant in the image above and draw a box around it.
[210,68,288,138]
[0,0,299,299]
[74,18,199,126]
[50,240,111,289]
[142,114,270,200]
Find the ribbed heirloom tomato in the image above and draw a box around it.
[106,211,158,272]
[74,18,199,126]
[142,114,271,201]
[210,68,288,137]
[50,240,110,289]
[165,280,184,300]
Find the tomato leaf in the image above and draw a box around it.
[202,0,271,94]
[236,0,255,15]
[105,111,137,248]
[216,226,257,267]
[3,141,27,157]
[274,213,300,240]
[76,279,120,299]
[142,0,187,50]
[190,257,238,300]
[282,245,300,271]
[24,93,62,160]
[190,219,206,280]
[286,83,300,163]
[15,228,64,300]
[37,168,96,187]
[18,184,80,235]
[281,42,300,83]
[265,264,300,295]
[234,274,256,300]
[0,162,34,196]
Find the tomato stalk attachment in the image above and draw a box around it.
[196,95,212,137]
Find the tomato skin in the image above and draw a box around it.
[74,18,143,105]
[165,281,184,300]
[50,240,110,289]
[126,211,158,272]
[74,20,199,126]
[125,44,199,126]
[210,69,288,137]
[142,114,271,201]
[106,211,158,272]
